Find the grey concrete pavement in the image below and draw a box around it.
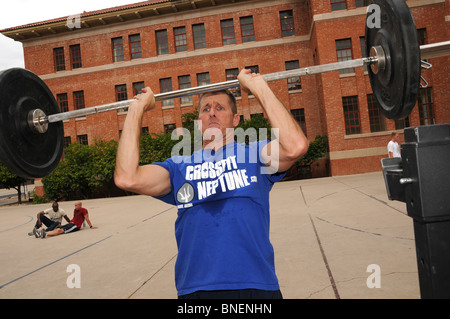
[0,172,420,299]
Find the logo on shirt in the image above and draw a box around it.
[177,182,195,204]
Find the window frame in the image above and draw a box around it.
[174,26,188,52]
[112,37,125,62]
[240,16,255,42]
[221,19,236,45]
[69,44,82,69]
[156,29,169,55]
[129,34,142,59]
[53,47,65,72]
[343,96,361,135]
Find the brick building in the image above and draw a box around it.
[1,0,449,190]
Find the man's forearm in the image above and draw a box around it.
[114,108,144,187]
[253,85,307,159]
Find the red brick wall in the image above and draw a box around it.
[21,0,449,183]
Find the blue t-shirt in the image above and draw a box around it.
[153,140,285,296]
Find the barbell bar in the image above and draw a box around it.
[0,0,449,179]
[42,56,375,127]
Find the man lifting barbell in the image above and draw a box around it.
[114,68,309,299]
[1,0,450,180]
[0,0,449,298]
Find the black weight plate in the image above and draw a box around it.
[0,68,63,179]
[366,0,421,120]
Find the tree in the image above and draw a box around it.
[140,133,178,165]
[236,113,272,143]
[41,139,118,201]
[0,163,27,204]
[296,135,329,167]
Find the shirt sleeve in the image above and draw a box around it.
[254,140,286,184]
[151,159,176,206]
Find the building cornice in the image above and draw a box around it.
[1,0,252,42]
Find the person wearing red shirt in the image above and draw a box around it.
[37,202,97,238]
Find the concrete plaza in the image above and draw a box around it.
[0,172,420,299]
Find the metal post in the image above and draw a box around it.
[382,124,450,298]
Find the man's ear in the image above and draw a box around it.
[232,114,240,127]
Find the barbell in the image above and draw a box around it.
[0,0,449,179]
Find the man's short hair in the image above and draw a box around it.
[198,90,237,115]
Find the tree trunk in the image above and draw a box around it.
[16,186,22,204]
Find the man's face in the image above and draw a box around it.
[74,203,81,211]
[198,92,239,136]
[52,203,58,211]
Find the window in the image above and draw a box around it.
[336,39,353,74]
[53,47,65,72]
[160,78,173,107]
[77,134,88,145]
[70,44,82,69]
[174,27,188,52]
[245,65,259,74]
[133,82,145,96]
[417,29,428,62]
[221,19,236,45]
[417,28,427,46]
[251,113,264,119]
[156,30,169,55]
[73,91,85,110]
[193,23,206,49]
[285,60,302,91]
[291,109,307,136]
[178,75,192,105]
[226,68,241,98]
[129,34,142,59]
[164,123,176,134]
[280,10,295,37]
[367,94,386,132]
[245,66,259,98]
[343,96,361,135]
[240,16,255,42]
[112,37,124,62]
[64,137,71,149]
[418,87,434,125]
[115,84,128,102]
[395,117,410,130]
[331,0,347,11]
[355,0,370,7]
[197,72,210,86]
[359,37,368,72]
[57,93,68,113]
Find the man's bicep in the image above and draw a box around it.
[136,164,171,197]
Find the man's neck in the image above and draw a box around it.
[202,132,235,150]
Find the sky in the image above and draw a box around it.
[0,0,140,70]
